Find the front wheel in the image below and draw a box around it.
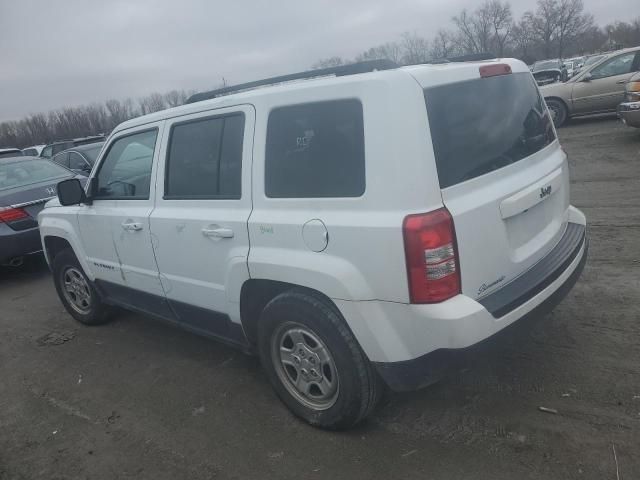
[52,249,113,325]
[258,290,381,430]
[546,98,568,127]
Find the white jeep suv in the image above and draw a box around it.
[39,59,588,429]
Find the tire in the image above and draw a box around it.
[546,98,568,127]
[258,289,381,430]
[52,249,113,326]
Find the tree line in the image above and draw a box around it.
[0,89,204,149]
[313,0,640,68]
[1,0,639,149]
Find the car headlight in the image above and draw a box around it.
[626,81,640,102]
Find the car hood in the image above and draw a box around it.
[533,68,562,75]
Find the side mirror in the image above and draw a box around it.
[582,73,593,82]
[57,178,86,206]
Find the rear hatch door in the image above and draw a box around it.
[413,61,569,301]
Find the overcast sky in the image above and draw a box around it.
[0,0,634,121]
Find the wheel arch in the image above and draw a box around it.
[545,96,571,121]
[239,279,344,348]
[43,236,72,265]
[39,218,94,280]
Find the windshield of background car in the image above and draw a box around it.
[534,60,560,71]
[0,159,71,190]
[424,72,556,189]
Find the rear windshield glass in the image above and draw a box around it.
[0,159,70,190]
[0,151,22,159]
[424,72,556,188]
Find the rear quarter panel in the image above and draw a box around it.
[247,71,444,302]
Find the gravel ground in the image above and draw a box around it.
[1,117,639,480]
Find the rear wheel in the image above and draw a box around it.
[258,290,381,429]
[546,98,568,127]
[52,249,113,325]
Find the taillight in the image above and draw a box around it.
[0,206,29,223]
[403,208,461,303]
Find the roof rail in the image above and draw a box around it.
[186,59,399,104]
[430,52,497,64]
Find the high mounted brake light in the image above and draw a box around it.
[403,208,461,303]
[479,64,512,78]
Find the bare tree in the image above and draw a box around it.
[164,90,182,108]
[138,93,166,115]
[430,30,458,59]
[355,42,403,64]
[311,57,345,69]
[511,18,535,62]
[525,0,559,58]
[556,0,593,58]
[23,113,50,144]
[486,0,513,56]
[400,32,431,64]
[604,18,640,48]
[452,4,493,54]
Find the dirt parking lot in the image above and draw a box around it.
[1,117,639,480]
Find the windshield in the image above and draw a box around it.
[0,159,71,190]
[424,72,556,188]
[533,60,560,71]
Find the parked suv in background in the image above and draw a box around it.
[39,59,587,429]
[542,46,640,126]
[40,135,105,159]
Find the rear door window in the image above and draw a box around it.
[424,72,556,188]
[164,113,244,199]
[52,152,70,168]
[265,99,365,198]
[69,152,89,170]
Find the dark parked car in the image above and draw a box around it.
[51,142,104,175]
[40,135,105,159]
[0,157,84,266]
[532,59,569,86]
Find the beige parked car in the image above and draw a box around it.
[541,47,640,126]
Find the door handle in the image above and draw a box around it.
[616,80,627,84]
[202,227,234,239]
[121,221,143,231]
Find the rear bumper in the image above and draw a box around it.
[0,226,42,264]
[334,207,587,391]
[618,102,640,128]
[375,234,587,391]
